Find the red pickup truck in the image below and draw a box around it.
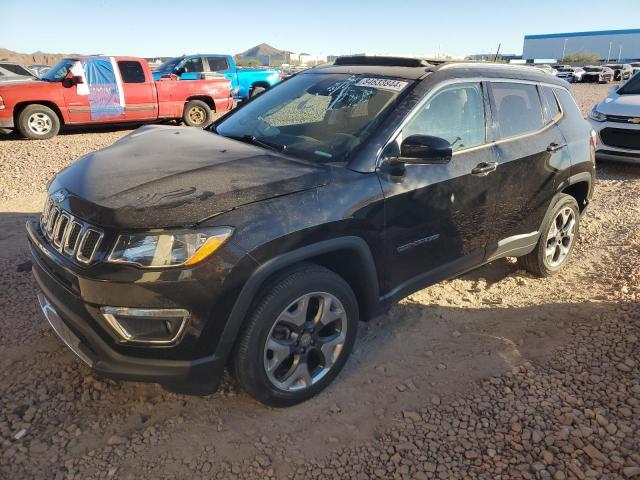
[0,56,233,139]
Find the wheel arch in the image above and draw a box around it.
[185,95,216,112]
[14,101,65,125]
[216,237,382,365]
[559,172,593,212]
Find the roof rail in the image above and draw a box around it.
[438,62,548,73]
[334,56,432,68]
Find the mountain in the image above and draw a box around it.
[235,43,291,65]
[0,48,80,66]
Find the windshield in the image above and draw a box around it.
[618,75,640,95]
[156,57,183,72]
[41,59,76,82]
[214,73,409,163]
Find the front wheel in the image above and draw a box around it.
[231,264,358,407]
[182,100,212,127]
[17,104,61,139]
[518,194,580,277]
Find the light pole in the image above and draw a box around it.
[562,38,568,61]
[618,44,623,62]
[607,42,612,62]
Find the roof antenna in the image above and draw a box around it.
[493,43,501,62]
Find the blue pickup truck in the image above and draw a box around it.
[152,54,281,100]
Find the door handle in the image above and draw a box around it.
[547,142,567,152]
[471,161,497,176]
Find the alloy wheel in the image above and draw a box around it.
[544,207,576,268]
[27,112,53,135]
[263,292,348,392]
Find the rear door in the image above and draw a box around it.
[117,60,157,121]
[484,81,567,260]
[379,82,499,297]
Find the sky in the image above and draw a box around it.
[2,0,639,58]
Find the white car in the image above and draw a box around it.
[588,74,640,163]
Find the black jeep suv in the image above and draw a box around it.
[28,57,595,406]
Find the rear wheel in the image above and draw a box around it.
[17,104,60,139]
[183,100,212,127]
[518,194,580,277]
[231,264,358,406]
[249,85,267,98]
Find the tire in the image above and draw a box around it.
[249,85,267,98]
[17,104,60,139]
[518,194,580,278]
[182,100,212,127]
[231,264,358,407]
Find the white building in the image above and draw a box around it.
[523,29,640,62]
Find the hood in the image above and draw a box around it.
[597,92,640,117]
[0,79,51,91]
[50,125,331,229]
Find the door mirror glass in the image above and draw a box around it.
[400,135,452,164]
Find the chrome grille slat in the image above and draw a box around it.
[39,200,103,265]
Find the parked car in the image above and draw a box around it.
[588,73,640,163]
[29,64,51,77]
[0,56,233,139]
[0,61,36,83]
[534,64,556,75]
[152,54,282,100]
[582,66,614,84]
[29,57,595,406]
[554,66,585,83]
[604,63,634,82]
[630,62,640,76]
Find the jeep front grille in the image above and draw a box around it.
[40,198,104,264]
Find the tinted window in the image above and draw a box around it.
[118,61,145,83]
[554,88,584,122]
[540,86,560,123]
[207,57,229,71]
[490,82,543,139]
[2,64,31,76]
[182,57,204,73]
[403,83,485,152]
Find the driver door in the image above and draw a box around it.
[378,82,499,297]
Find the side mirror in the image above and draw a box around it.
[62,73,84,88]
[175,67,185,76]
[399,135,453,164]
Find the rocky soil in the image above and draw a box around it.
[0,84,638,480]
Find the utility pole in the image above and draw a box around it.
[494,43,501,62]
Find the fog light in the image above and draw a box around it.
[101,307,189,345]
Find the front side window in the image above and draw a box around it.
[490,82,544,139]
[118,61,145,83]
[181,57,204,73]
[41,59,76,82]
[215,73,409,162]
[540,86,560,123]
[403,83,486,152]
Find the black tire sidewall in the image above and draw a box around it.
[183,100,211,127]
[249,86,266,98]
[18,105,60,140]
[536,195,580,276]
[234,267,358,407]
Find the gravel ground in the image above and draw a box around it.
[0,83,638,480]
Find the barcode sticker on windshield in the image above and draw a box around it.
[355,78,408,91]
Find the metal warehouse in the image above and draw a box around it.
[523,29,640,61]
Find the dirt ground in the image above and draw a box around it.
[0,83,638,480]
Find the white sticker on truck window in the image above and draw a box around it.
[355,78,408,91]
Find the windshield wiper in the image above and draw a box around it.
[230,135,287,153]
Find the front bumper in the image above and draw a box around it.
[27,217,231,393]
[588,118,640,163]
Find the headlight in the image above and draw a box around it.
[108,227,233,268]
[588,106,607,122]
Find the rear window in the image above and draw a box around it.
[118,61,145,83]
[490,82,544,139]
[554,88,583,122]
[540,86,561,123]
[207,57,229,71]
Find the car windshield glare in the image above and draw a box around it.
[618,75,640,95]
[214,73,409,162]
[41,59,76,82]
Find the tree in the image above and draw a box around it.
[561,50,600,64]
